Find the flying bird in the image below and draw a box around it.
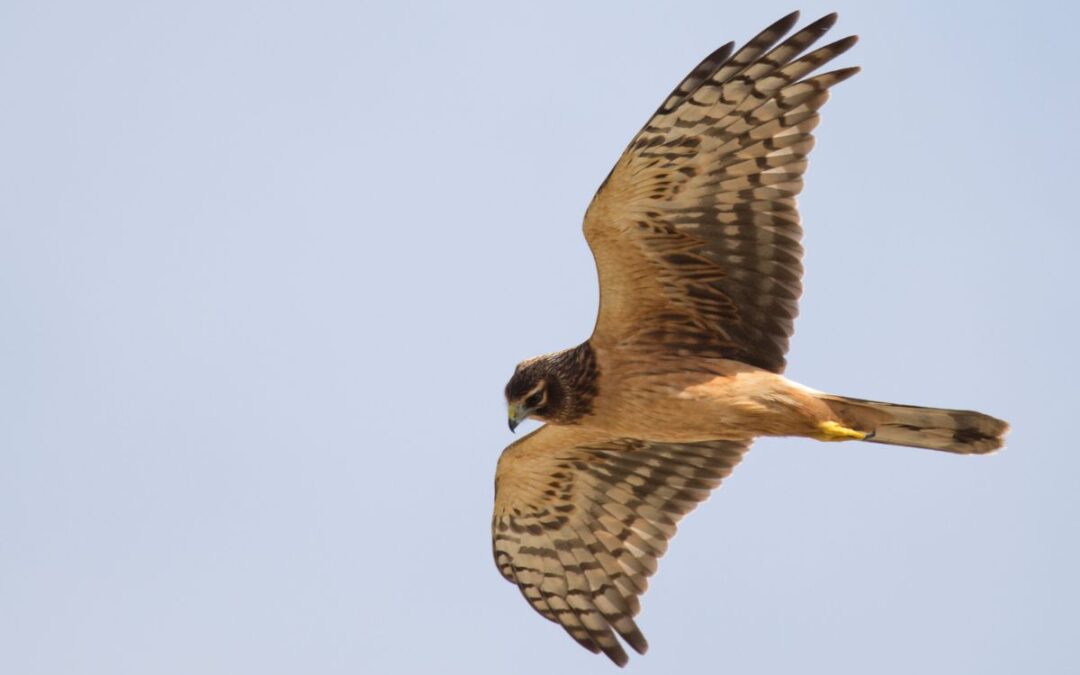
[492,11,1008,667]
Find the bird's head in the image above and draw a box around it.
[504,357,566,432]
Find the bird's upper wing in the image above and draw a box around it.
[584,12,858,372]
[492,424,750,666]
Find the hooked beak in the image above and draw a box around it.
[508,403,528,433]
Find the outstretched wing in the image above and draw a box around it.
[585,12,858,372]
[492,425,750,666]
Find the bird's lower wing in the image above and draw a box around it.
[492,424,750,666]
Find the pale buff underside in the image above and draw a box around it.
[559,347,835,442]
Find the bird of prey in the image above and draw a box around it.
[492,12,1008,667]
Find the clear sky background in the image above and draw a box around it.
[2,1,1077,673]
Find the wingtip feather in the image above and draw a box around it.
[808,11,839,33]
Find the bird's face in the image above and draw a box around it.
[505,363,557,432]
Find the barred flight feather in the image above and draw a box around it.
[494,428,749,666]
[586,11,858,373]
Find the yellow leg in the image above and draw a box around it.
[813,420,868,442]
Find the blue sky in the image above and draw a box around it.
[2,1,1078,673]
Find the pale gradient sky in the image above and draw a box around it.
[2,1,1078,673]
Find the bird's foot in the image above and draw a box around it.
[813,420,868,442]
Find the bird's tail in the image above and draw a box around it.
[818,394,1009,455]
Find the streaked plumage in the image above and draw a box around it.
[492,12,1008,666]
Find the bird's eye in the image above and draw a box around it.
[525,392,544,408]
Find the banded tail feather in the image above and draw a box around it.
[820,395,1009,455]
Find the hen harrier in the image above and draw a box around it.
[492,11,1007,666]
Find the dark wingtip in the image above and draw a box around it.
[774,10,802,33]
[713,40,736,61]
[807,12,839,33]
[832,34,860,53]
[831,65,862,83]
[623,626,649,655]
[605,644,630,667]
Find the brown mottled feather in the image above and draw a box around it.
[493,425,749,666]
[585,12,858,373]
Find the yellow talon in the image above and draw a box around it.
[814,420,868,442]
